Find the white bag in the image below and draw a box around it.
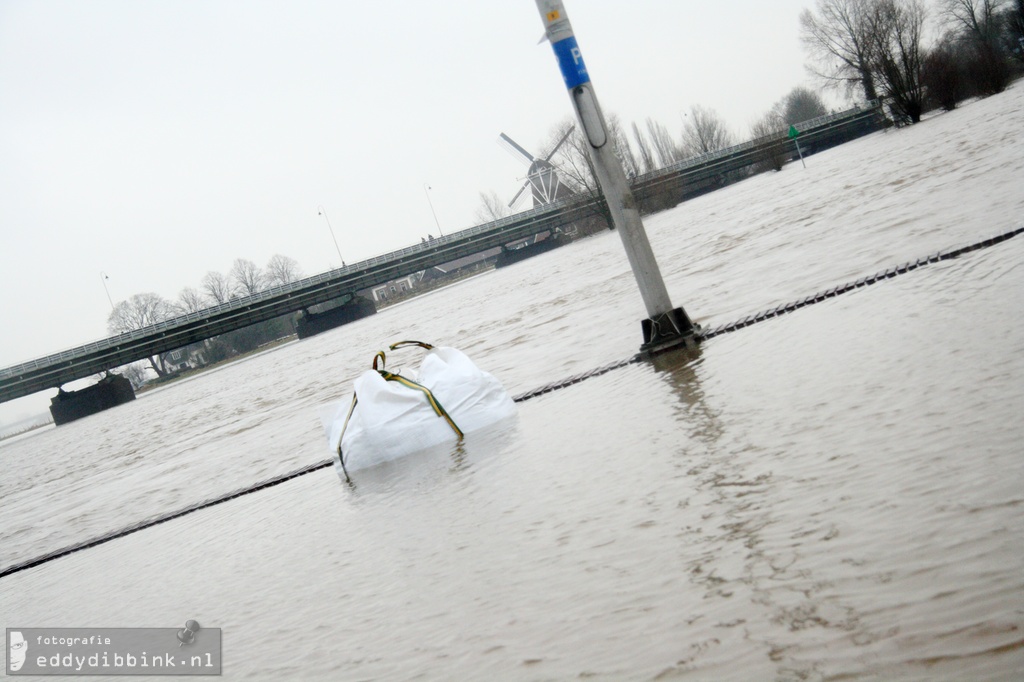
[319,341,516,476]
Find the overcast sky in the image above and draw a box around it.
[1,0,835,421]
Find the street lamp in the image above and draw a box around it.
[423,184,444,236]
[316,204,346,267]
[100,271,114,310]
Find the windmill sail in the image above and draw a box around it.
[500,126,576,209]
[498,133,536,163]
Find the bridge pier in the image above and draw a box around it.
[295,295,377,339]
[49,374,136,426]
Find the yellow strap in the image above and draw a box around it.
[349,343,462,453]
[335,393,359,481]
[389,340,435,351]
[379,371,464,439]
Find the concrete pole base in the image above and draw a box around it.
[639,307,701,357]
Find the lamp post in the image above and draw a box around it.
[534,0,698,355]
[316,205,346,267]
[100,271,115,310]
[423,184,444,236]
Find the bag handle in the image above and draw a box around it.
[388,340,435,351]
[379,341,462,438]
[339,342,463,480]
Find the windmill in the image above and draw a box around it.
[499,126,576,210]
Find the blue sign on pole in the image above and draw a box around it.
[552,36,590,89]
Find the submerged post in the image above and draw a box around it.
[533,0,699,355]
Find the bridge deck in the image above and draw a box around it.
[0,102,882,403]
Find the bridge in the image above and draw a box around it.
[0,101,883,407]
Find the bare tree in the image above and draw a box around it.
[646,118,683,168]
[108,292,175,333]
[750,109,788,172]
[680,105,735,158]
[801,0,881,102]
[941,0,1014,94]
[265,254,303,287]
[607,113,642,179]
[968,38,1013,94]
[546,118,612,226]
[230,258,264,296]
[923,40,962,110]
[870,0,929,124]
[201,270,235,305]
[116,362,150,390]
[547,118,596,194]
[474,190,512,224]
[777,86,830,125]
[941,0,1006,43]
[1009,0,1024,64]
[176,286,206,314]
[532,115,638,197]
[107,293,176,376]
[630,121,657,175]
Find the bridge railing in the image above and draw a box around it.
[632,100,880,187]
[0,198,576,379]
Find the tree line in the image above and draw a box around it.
[476,86,831,225]
[107,254,304,383]
[802,0,1022,123]
[477,0,1022,222]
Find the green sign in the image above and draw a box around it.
[788,125,800,139]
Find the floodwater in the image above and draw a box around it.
[2,86,1023,680]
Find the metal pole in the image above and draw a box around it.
[317,205,346,267]
[100,271,115,310]
[533,0,697,353]
[788,125,806,168]
[423,184,444,236]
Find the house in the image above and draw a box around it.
[369,273,424,303]
[162,342,208,373]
